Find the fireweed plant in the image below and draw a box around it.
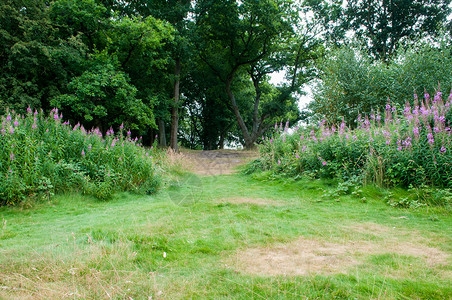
[0,108,160,205]
[249,90,452,192]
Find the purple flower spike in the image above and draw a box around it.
[434,91,442,103]
[81,149,85,156]
[9,151,15,161]
[27,107,32,114]
[440,146,446,154]
[6,115,11,122]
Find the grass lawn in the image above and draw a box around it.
[0,172,451,299]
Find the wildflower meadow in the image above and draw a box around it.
[249,90,452,199]
[0,108,161,205]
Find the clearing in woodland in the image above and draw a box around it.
[0,150,451,299]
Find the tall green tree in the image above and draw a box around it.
[0,0,87,113]
[48,0,175,136]
[304,0,452,62]
[193,0,310,148]
[51,53,154,131]
[100,0,191,150]
[346,0,451,62]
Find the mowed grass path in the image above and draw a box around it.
[0,168,451,298]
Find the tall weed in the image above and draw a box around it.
[0,108,161,205]
[249,90,452,203]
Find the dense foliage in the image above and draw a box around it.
[0,0,315,149]
[249,90,452,193]
[0,109,161,205]
[308,44,452,125]
[304,0,451,62]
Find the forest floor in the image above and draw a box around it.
[0,150,451,299]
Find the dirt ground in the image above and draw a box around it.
[182,149,258,176]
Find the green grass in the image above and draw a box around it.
[0,173,451,299]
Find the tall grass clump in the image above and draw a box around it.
[249,90,452,193]
[0,108,161,205]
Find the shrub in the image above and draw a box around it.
[249,89,452,193]
[0,108,161,206]
[311,44,452,126]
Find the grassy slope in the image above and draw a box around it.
[0,173,451,299]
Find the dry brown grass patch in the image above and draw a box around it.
[232,224,450,277]
[0,242,158,299]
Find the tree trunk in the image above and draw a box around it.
[158,119,167,147]
[218,134,225,149]
[170,58,181,151]
[225,77,256,149]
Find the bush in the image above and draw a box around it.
[310,44,452,125]
[248,89,452,195]
[0,108,161,206]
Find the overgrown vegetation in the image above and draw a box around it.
[0,109,161,205]
[307,44,452,125]
[247,90,452,207]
